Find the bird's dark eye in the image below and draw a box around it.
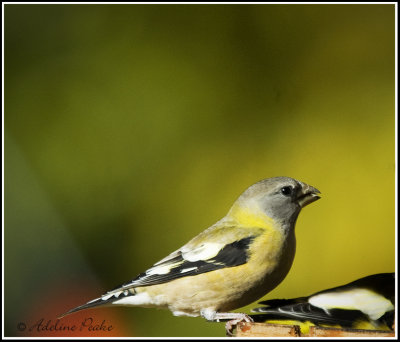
[280,186,293,196]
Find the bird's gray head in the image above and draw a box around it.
[228,177,320,228]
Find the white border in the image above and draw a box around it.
[2,2,398,340]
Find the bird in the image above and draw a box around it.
[251,272,395,334]
[59,176,321,335]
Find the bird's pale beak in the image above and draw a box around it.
[297,183,321,208]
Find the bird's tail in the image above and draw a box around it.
[58,287,137,319]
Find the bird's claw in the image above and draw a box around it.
[225,313,253,336]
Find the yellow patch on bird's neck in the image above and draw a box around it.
[228,202,275,229]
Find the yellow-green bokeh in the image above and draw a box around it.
[4,4,395,337]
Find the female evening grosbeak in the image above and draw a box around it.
[60,177,321,334]
[251,272,395,334]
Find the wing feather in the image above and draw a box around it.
[251,302,367,326]
[110,235,256,292]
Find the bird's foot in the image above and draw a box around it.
[213,312,254,336]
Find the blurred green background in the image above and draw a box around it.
[4,3,395,337]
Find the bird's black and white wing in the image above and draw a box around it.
[251,273,395,329]
[115,235,256,289]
